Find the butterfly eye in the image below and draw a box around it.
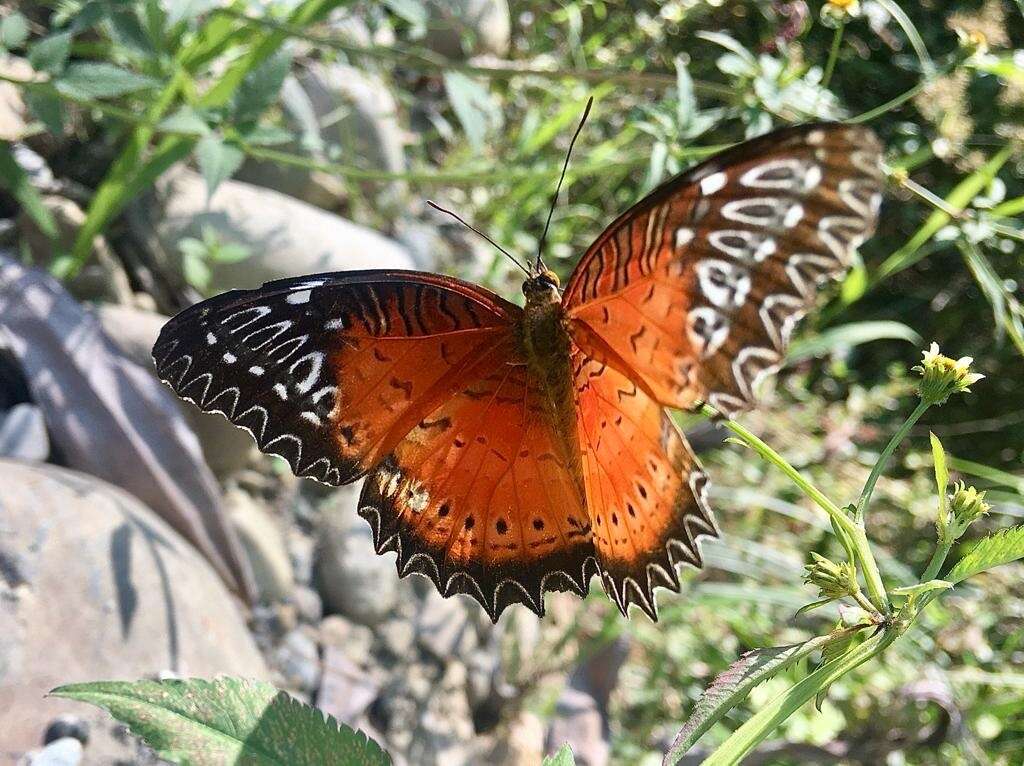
[541,269,560,288]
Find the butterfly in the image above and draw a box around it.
[153,119,883,622]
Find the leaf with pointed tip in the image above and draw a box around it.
[930,432,949,517]
[664,629,857,763]
[51,677,391,766]
[948,526,1024,584]
[891,580,952,597]
[543,743,576,766]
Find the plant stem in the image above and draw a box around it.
[703,629,898,765]
[856,399,931,523]
[702,405,890,613]
[921,539,954,582]
[821,21,845,91]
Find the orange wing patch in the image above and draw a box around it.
[572,344,717,619]
[563,124,883,416]
[359,337,598,620]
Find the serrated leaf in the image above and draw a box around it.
[542,743,576,766]
[443,71,502,152]
[50,677,391,765]
[664,630,854,762]
[28,32,72,74]
[195,134,244,199]
[158,107,211,136]
[948,526,1024,584]
[55,62,160,99]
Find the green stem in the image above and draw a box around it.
[703,629,898,765]
[856,399,931,523]
[921,538,954,582]
[703,405,890,613]
[821,21,845,91]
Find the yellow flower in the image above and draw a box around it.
[913,343,984,406]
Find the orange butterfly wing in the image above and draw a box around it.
[564,123,883,415]
[562,123,883,616]
[154,270,597,619]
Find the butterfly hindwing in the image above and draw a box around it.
[573,347,716,619]
[361,334,598,619]
[564,123,883,415]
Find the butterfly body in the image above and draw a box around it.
[153,122,884,621]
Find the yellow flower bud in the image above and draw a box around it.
[804,553,859,600]
[913,343,984,406]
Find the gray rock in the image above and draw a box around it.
[0,403,48,460]
[226,489,295,603]
[291,584,324,624]
[274,627,322,694]
[375,616,415,660]
[316,483,399,626]
[17,195,133,304]
[287,525,316,585]
[405,662,477,766]
[0,460,268,761]
[0,58,32,142]
[20,738,83,766]
[546,688,608,766]
[317,645,380,725]
[95,303,257,478]
[423,0,511,58]
[487,711,545,766]
[416,589,479,661]
[320,614,375,667]
[129,165,414,293]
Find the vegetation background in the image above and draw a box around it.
[0,0,1022,764]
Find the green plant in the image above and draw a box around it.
[179,224,251,291]
[660,344,1023,764]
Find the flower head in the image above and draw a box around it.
[804,552,859,600]
[913,343,984,405]
[821,0,860,26]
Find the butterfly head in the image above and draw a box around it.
[523,268,561,304]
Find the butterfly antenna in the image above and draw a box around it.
[536,96,594,272]
[426,200,530,277]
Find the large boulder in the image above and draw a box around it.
[128,165,414,293]
[0,461,269,761]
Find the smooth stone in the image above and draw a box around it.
[317,645,380,725]
[19,738,83,766]
[545,688,609,766]
[225,488,295,603]
[17,195,132,304]
[291,584,324,624]
[316,483,400,626]
[0,461,268,761]
[0,402,48,460]
[320,614,375,668]
[274,627,322,694]
[95,304,257,478]
[130,165,413,293]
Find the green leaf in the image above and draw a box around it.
[25,90,65,134]
[234,48,292,123]
[0,12,29,50]
[28,32,73,74]
[383,0,427,32]
[947,526,1024,584]
[814,629,857,710]
[959,238,1024,357]
[875,146,1013,283]
[55,62,160,99]
[0,143,58,241]
[664,630,855,762]
[931,432,949,521]
[891,580,952,596]
[787,321,921,363]
[840,260,867,303]
[542,743,576,766]
[158,107,211,136]
[50,677,391,765]
[443,71,502,152]
[195,134,244,199]
[794,597,835,617]
[182,252,211,290]
[241,124,294,146]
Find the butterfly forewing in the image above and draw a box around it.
[564,123,883,415]
[152,271,517,485]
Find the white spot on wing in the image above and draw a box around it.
[700,171,727,195]
[674,227,695,249]
[287,289,311,305]
[687,307,730,358]
[222,352,236,364]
